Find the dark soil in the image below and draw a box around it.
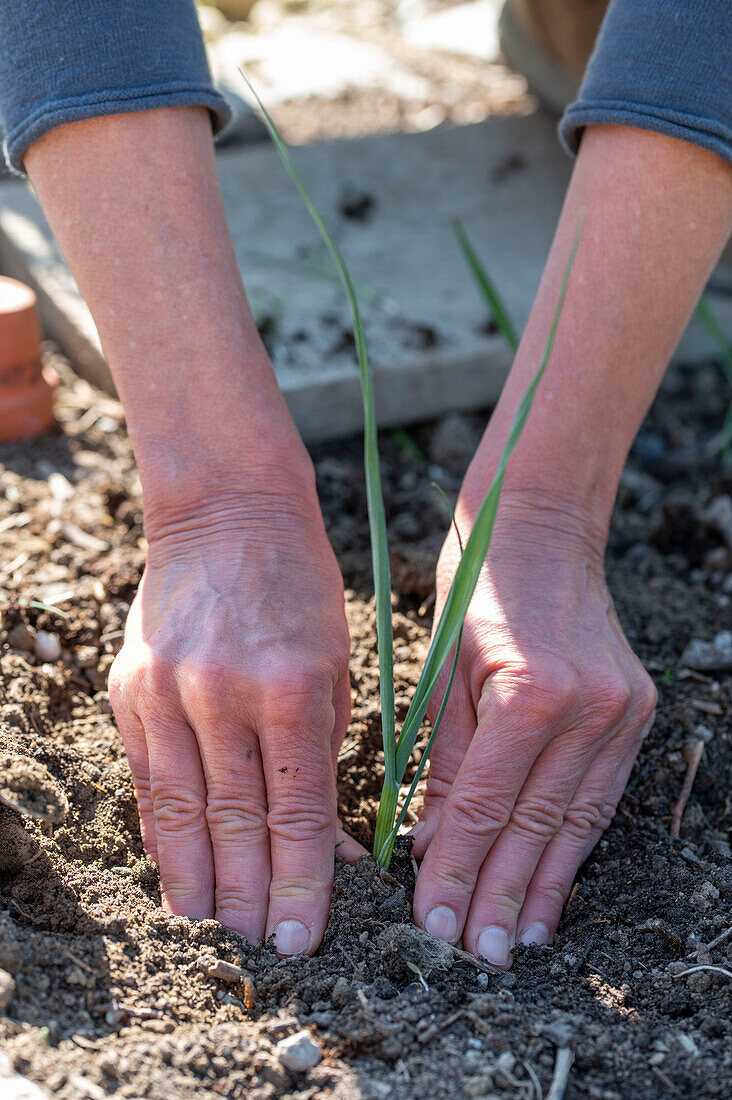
[0,348,730,1099]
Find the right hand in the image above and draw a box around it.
[109,464,363,955]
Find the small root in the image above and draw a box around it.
[669,738,704,838]
[546,1047,573,1100]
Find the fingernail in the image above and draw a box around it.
[477,926,511,966]
[273,919,310,956]
[408,821,426,839]
[424,905,458,942]
[520,922,551,946]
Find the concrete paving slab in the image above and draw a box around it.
[400,0,502,62]
[1,113,730,443]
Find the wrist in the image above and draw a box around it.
[136,403,320,549]
[457,453,612,566]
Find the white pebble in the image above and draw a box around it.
[0,1076,49,1099]
[0,968,15,1013]
[34,631,62,662]
[275,1030,322,1073]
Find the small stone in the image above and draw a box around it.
[275,1030,322,1073]
[0,1077,49,1100]
[7,623,35,653]
[0,969,16,1013]
[331,976,352,1007]
[680,632,732,673]
[496,1051,516,1073]
[677,1031,699,1056]
[48,473,73,501]
[690,881,720,910]
[34,631,61,663]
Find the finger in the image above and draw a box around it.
[413,679,559,946]
[463,735,611,963]
[194,723,271,942]
[335,821,367,862]
[579,711,655,864]
[330,674,352,771]
[143,713,215,921]
[410,670,477,859]
[261,677,339,956]
[516,738,640,944]
[111,693,158,863]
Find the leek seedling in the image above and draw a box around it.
[247,75,581,867]
[453,217,519,354]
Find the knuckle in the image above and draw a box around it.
[591,673,631,728]
[449,790,512,841]
[143,656,179,700]
[205,795,268,842]
[483,882,525,915]
[510,797,564,842]
[267,796,333,842]
[596,801,617,832]
[562,801,603,839]
[179,660,237,717]
[152,785,206,835]
[425,860,476,895]
[259,665,334,728]
[160,875,209,906]
[508,658,581,728]
[133,776,154,814]
[637,674,658,724]
[215,888,262,920]
[529,877,570,914]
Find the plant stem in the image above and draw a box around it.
[373,779,400,867]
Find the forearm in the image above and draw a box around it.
[25,108,312,536]
[465,124,732,547]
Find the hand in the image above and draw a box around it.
[411,492,656,965]
[109,470,363,955]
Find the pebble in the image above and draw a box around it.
[275,1030,322,1073]
[7,623,35,653]
[680,631,732,673]
[34,631,62,663]
[0,969,16,1013]
[0,1077,49,1099]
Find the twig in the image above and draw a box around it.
[669,738,705,838]
[671,964,732,981]
[546,1047,574,1100]
[197,954,256,1011]
[651,1065,682,1097]
[450,943,501,975]
[706,926,732,953]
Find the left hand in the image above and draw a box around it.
[410,492,657,966]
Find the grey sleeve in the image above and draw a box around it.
[0,0,232,174]
[559,0,732,164]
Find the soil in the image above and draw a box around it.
[0,346,731,1100]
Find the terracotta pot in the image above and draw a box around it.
[0,276,57,442]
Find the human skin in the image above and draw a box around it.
[411,125,732,963]
[25,111,732,961]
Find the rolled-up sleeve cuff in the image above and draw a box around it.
[560,100,732,164]
[3,82,232,174]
